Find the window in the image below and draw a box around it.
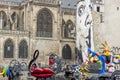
[117,7,119,11]
[97,6,100,12]
[37,8,52,37]
[4,39,14,58]
[0,11,7,29]
[19,40,28,58]
[64,20,75,38]
[62,44,72,59]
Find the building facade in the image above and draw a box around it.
[0,0,79,79]
[92,0,120,71]
[1,0,120,79]
[93,0,120,54]
[0,0,79,68]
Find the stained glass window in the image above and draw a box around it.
[4,39,14,58]
[62,44,72,59]
[37,9,52,37]
[19,40,28,58]
[0,11,7,29]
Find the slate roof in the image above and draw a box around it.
[0,0,23,2]
[0,0,81,9]
[0,0,24,6]
[61,0,80,9]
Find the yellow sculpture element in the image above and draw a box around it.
[0,70,4,75]
[93,56,98,62]
[101,41,111,56]
[114,55,120,59]
[84,73,90,79]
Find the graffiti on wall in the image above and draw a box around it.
[111,46,120,70]
[111,47,120,54]
[85,27,91,49]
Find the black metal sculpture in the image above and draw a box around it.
[111,70,120,80]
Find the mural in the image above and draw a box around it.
[111,46,120,70]
[111,47,120,55]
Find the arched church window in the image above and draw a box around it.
[62,44,72,59]
[4,39,14,58]
[11,12,20,30]
[64,20,75,38]
[19,40,28,58]
[0,11,7,29]
[37,8,53,37]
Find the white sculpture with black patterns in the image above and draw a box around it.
[76,0,94,62]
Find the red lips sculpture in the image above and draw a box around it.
[28,50,55,78]
[31,68,55,78]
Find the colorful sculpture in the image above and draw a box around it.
[112,55,120,64]
[65,63,89,79]
[0,59,27,80]
[28,50,55,80]
[0,66,10,77]
[87,41,117,74]
[88,48,106,74]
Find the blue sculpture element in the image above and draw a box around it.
[97,55,105,74]
[88,48,105,74]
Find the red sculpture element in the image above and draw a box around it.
[31,68,55,78]
[28,50,55,79]
[49,55,55,66]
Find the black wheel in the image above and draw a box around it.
[111,70,120,80]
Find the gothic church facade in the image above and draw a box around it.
[0,0,78,67]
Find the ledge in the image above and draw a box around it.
[0,29,29,36]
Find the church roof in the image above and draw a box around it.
[61,0,80,9]
[0,0,24,6]
[0,0,81,9]
[0,0,23,2]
